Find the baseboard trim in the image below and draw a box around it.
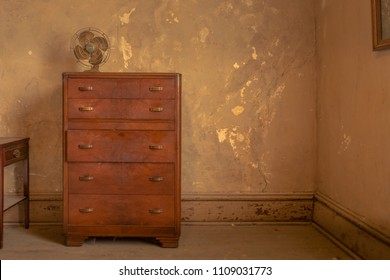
[182,193,313,223]
[5,192,313,224]
[313,192,390,259]
[182,193,314,201]
[4,193,63,223]
[182,221,311,226]
[312,223,362,259]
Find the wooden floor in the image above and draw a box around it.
[0,224,353,260]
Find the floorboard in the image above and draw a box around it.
[0,224,352,260]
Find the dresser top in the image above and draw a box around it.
[63,72,181,79]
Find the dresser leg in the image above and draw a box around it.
[65,235,86,246]
[155,237,179,248]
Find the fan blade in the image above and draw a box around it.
[78,30,95,47]
[74,45,90,60]
[90,36,109,51]
[89,49,103,65]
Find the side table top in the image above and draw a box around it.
[0,137,29,146]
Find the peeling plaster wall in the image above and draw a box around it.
[1,0,316,221]
[316,0,390,236]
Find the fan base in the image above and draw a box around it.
[84,65,100,72]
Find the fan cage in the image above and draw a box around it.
[70,27,111,70]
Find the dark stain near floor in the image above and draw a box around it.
[182,199,313,222]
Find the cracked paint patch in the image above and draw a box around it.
[199,27,210,43]
[119,36,133,69]
[233,62,240,69]
[119,8,136,25]
[228,127,247,157]
[252,46,258,60]
[232,105,245,116]
[216,128,229,143]
[259,153,271,189]
[337,124,352,154]
[272,83,286,99]
[255,83,286,141]
[339,133,352,153]
[238,79,255,102]
[216,127,251,158]
[167,11,179,23]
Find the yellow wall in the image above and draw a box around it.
[0,0,316,203]
[316,0,390,236]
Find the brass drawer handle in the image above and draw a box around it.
[149,86,164,92]
[79,175,94,181]
[149,145,163,150]
[79,106,94,111]
[149,107,164,112]
[13,149,21,158]
[78,144,93,149]
[79,208,94,213]
[149,176,164,182]
[149,209,163,214]
[78,86,94,91]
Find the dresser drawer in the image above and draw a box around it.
[68,99,175,120]
[66,130,176,162]
[67,78,176,99]
[68,194,175,226]
[140,78,177,97]
[68,163,175,195]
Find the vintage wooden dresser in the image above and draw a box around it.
[62,72,181,247]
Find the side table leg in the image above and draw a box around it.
[24,198,29,229]
[24,151,29,229]
[1,162,4,249]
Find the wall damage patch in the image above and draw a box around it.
[232,105,245,116]
[119,36,133,69]
[119,8,136,25]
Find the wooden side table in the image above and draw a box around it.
[0,137,29,249]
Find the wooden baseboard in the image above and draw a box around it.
[182,193,313,223]
[313,192,390,259]
[4,193,63,224]
[5,192,313,224]
[5,191,389,259]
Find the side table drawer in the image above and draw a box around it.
[68,194,175,226]
[3,143,28,165]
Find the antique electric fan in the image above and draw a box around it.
[70,27,110,72]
